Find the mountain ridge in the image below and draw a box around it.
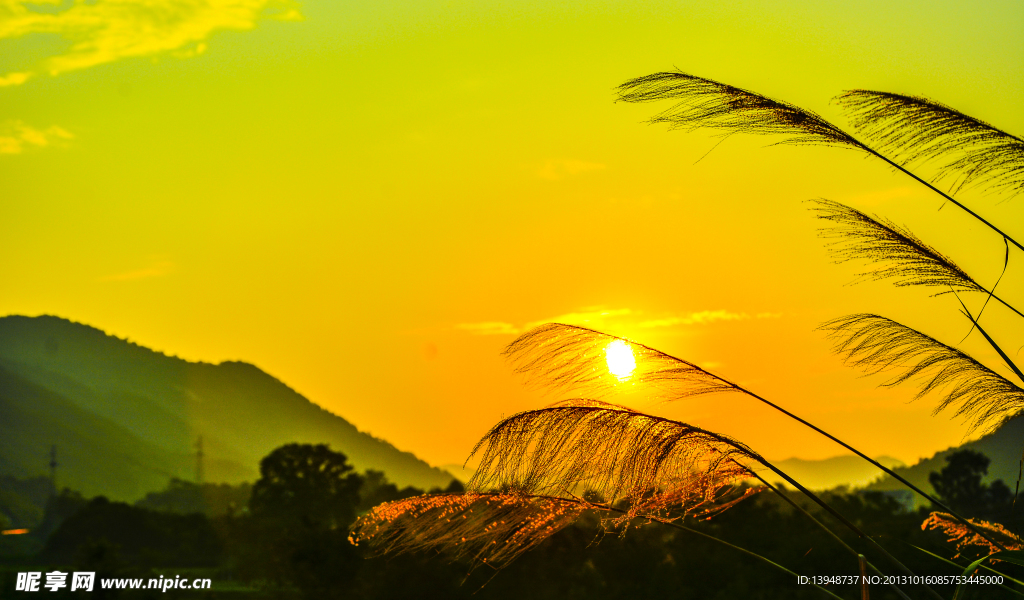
[0,314,455,499]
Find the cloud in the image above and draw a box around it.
[638,310,781,329]
[0,120,73,154]
[522,308,631,331]
[99,260,174,282]
[454,322,519,336]
[0,0,302,85]
[0,72,32,86]
[456,307,633,336]
[537,159,606,181]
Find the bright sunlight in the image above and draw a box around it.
[605,339,636,380]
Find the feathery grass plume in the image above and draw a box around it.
[922,512,1024,558]
[616,70,863,149]
[820,314,1024,434]
[618,70,1024,253]
[808,198,984,294]
[467,399,761,520]
[349,490,847,600]
[837,90,1024,197]
[348,492,588,569]
[504,323,735,401]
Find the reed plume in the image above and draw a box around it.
[507,322,1011,553]
[349,492,589,569]
[809,198,984,294]
[349,489,846,599]
[618,69,1024,252]
[504,323,735,401]
[836,90,1024,197]
[921,512,1024,558]
[616,70,862,149]
[467,398,760,521]
[468,398,936,588]
[820,314,1024,434]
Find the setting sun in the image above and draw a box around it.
[605,340,636,380]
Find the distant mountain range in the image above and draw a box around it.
[767,455,906,491]
[864,415,1024,506]
[0,315,455,501]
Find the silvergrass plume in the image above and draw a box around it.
[350,491,847,599]
[507,323,1010,552]
[503,323,735,401]
[820,314,1024,434]
[921,512,1024,559]
[808,198,984,294]
[349,492,587,569]
[617,69,1024,252]
[467,399,759,521]
[468,398,936,589]
[836,90,1024,197]
[616,70,863,149]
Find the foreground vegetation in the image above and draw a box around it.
[1,443,1020,599]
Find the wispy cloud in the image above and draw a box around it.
[0,0,302,85]
[639,310,746,328]
[639,310,781,328]
[0,121,73,154]
[0,72,31,87]
[522,307,631,331]
[454,322,519,336]
[99,260,174,282]
[536,159,606,181]
[456,307,633,336]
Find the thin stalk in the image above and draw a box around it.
[904,542,1024,592]
[856,140,1024,254]
[979,291,1024,322]
[593,501,849,600]
[753,453,944,600]
[859,555,869,600]
[742,463,913,600]
[727,380,1010,554]
[953,292,1024,383]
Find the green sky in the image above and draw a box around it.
[2,0,1022,468]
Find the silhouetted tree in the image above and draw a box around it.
[929,449,1013,520]
[245,443,364,598]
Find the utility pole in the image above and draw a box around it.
[195,435,204,485]
[49,445,58,496]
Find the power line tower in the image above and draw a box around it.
[195,435,204,485]
[49,445,58,495]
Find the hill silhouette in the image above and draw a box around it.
[864,416,1024,505]
[768,455,905,490]
[0,315,454,500]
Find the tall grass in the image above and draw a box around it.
[351,70,1024,598]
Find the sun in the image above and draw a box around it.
[605,340,636,380]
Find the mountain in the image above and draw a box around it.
[766,455,906,491]
[0,315,455,500]
[863,415,1024,506]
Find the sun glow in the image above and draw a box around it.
[605,340,636,380]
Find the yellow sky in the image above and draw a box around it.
[2,0,1022,469]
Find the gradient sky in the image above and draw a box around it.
[2,0,1022,470]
